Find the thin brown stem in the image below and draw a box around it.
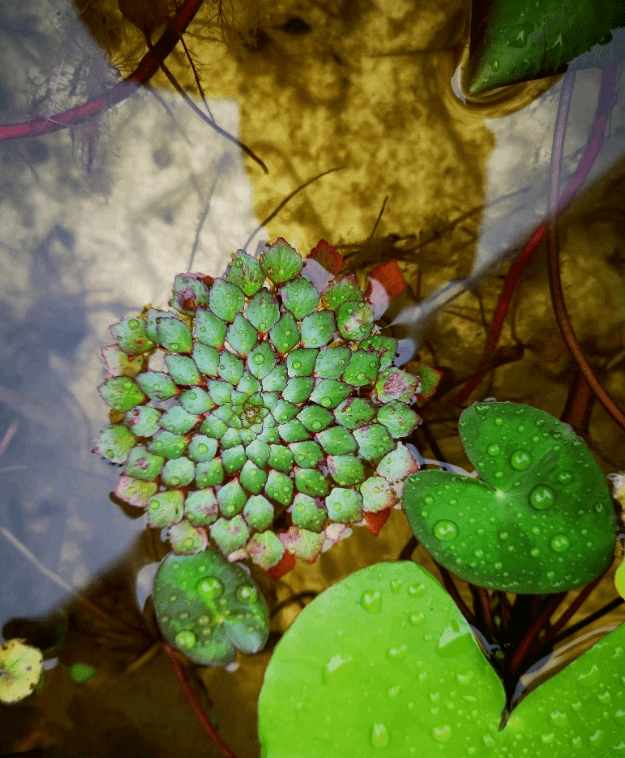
[399,535,418,561]
[507,592,567,681]
[496,591,510,634]
[477,587,497,640]
[162,643,238,758]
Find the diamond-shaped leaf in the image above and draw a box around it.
[98,376,146,411]
[374,368,419,403]
[281,377,314,403]
[125,446,165,480]
[310,379,351,409]
[156,315,192,353]
[247,289,279,332]
[148,430,188,458]
[314,346,351,379]
[208,279,245,322]
[265,470,294,505]
[162,456,195,487]
[280,276,319,319]
[290,493,327,532]
[260,238,303,284]
[327,455,366,486]
[165,355,202,386]
[243,494,274,530]
[124,406,161,437]
[287,348,318,377]
[110,317,155,355]
[262,365,288,392]
[269,312,299,354]
[185,489,219,526]
[300,311,336,348]
[341,350,380,386]
[325,487,363,521]
[360,334,398,370]
[115,474,158,507]
[321,275,363,310]
[226,314,258,357]
[247,343,277,379]
[337,301,374,340]
[225,250,266,295]
[101,344,145,377]
[315,426,357,455]
[147,490,184,527]
[135,371,178,401]
[376,402,421,438]
[352,423,395,460]
[187,435,218,462]
[289,440,324,468]
[160,405,199,434]
[95,424,136,463]
[240,460,268,494]
[217,350,245,385]
[295,467,329,497]
[172,273,211,315]
[210,515,250,553]
[196,458,224,487]
[169,519,209,553]
[334,398,376,429]
[194,309,227,348]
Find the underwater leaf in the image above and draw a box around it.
[258,561,625,757]
[467,0,625,95]
[403,401,616,593]
[0,639,44,704]
[153,550,269,666]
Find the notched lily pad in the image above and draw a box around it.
[153,551,269,666]
[258,561,625,758]
[403,401,616,593]
[0,639,44,704]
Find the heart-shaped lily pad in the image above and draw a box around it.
[258,561,625,757]
[153,550,269,666]
[403,402,616,593]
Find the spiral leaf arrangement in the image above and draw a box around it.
[95,239,428,578]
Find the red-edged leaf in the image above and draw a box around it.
[361,507,391,536]
[266,547,297,580]
[404,361,444,401]
[309,239,343,276]
[367,261,406,302]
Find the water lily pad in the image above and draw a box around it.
[0,639,43,704]
[258,561,625,757]
[153,551,269,666]
[403,401,616,593]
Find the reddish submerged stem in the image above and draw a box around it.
[162,642,238,758]
[0,0,206,142]
[453,65,620,406]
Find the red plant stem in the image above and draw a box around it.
[477,587,497,639]
[507,592,567,681]
[547,596,625,647]
[0,0,206,142]
[531,557,615,656]
[162,642,239,758]
[546,68,625,432]
[453,64,620,407]
[438,565,476,625]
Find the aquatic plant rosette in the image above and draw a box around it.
[95,239,437,579]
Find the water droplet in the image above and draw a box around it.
[370,722,389,748]
[494,561,503,570]
[360,589,382,614]
[487,443,500,456]
[409,612,425,626]
[105,448,115,457]
[292,361,301,370]
[259,322,266,331]
[530,547,540,557]
[387,685,400,697]
[179,610,190,620]
[510,450,532,470]
[474,549,484,558]
[198,443,208,454]
[475,405,489,414]
[253,353,265,365]
[494,417,504,426]
[432,725,452,742]
[175,630,196,650]
[408,582,426,597]
[390,579,403,594]
[169,594,178,602]
[236,584,258,604]
[529,484,555,510]
[386,644,407,659]
[550,534,570,552]
[550,711,568,727]
[491,58,500,71]
[433,520,458,541]
[197,576,224,600]
[128,319,139,329]
[170,343,179,351]
[499,531,509,540]
[557,470,573,484]
[170,476,180,486]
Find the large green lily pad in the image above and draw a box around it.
[153,550,269,666]
[258,561,625,757]
[403,401,616,593]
